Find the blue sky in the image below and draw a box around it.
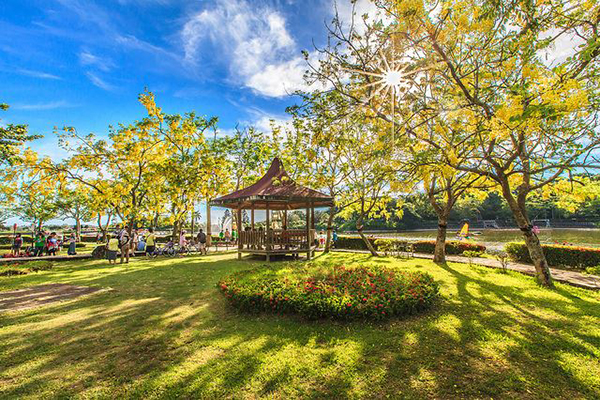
[1,0,376,226]
[0,0,373,160]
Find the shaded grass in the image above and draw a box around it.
[0,252,599,399]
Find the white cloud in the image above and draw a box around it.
[79,50,115,71]
[539,29,586,67]
[12,100,76,111]
[85,72,115,91]
[181,0,309,97]
[334,0,382,32]
[246,58,307,97]
[17,69,62,80]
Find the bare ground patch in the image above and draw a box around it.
[0,284,103,312]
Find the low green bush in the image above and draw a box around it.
[336,236,485,255]
[218,264,440,320]
[505,242,600,269]
[584,266,600,275]
[0,260,53,276]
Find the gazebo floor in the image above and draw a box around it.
[238,246,317,261]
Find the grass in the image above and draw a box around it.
[0,252,599,399]
[0,243,98,256]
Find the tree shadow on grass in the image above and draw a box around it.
[0,253,599,398]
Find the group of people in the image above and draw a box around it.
[11,231,78,257]
[217,228,237,244]
[105,226,211,264]
[316,230,338,247]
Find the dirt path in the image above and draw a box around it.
[332,249,600,290]
[0,284,102,312]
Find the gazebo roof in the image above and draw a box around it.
[210,158,334,210]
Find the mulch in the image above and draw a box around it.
[0,284,102,312]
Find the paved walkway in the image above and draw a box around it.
[332,249,600,290]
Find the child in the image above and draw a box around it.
[12,234,23,256]
[34,232,45,257]
[67,233,77,255]
[106,234,119,265]
[47,233,58,256]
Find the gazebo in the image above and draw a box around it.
[210,158,334,261]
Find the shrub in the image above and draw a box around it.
[336,236,485,255]
[0,260,53,276]
[584,266,600,275]
[462,250,482,266]
[505,242,600,269]
[487,249,509,273]
[218,264,440,320]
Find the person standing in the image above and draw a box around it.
[224,229,231,243]
[11,234,22,256]
[231,229,237,245]
[132,228,140,255]
[179,230,187,248]
[118,226,130,264]
[106,234,119,265]
[145,228,156,257]
[196,228,207,255]
[67,233,77,256]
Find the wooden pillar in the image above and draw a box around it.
[311,203,315,257]
[206,201,212,247]
[266,202,271,254]
[283,209,288,229]
[250,207,255,249]
[237,205,242,260]
[306,203,311,260]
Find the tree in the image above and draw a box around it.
[56,184,94,240]
[14,180,58,232]
[0,103,41,164]
[310,0,600,287]
[52,91,169,234]
[378,0,600,287]
[287,89,354,253]
[158,107,218,237]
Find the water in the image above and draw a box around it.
[347,228,600,250]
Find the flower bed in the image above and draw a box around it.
[505,242,600,269]
[218,264,440,320]
[335,236,485,254]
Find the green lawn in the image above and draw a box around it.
[0,252,599,399]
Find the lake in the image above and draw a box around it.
[345,228,600,250]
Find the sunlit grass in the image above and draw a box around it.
[0,252,599,398]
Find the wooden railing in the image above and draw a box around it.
[239,229,316,251]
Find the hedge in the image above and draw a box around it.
[218,264,440,320]
[335,236,486,255]
[505,242,600,269]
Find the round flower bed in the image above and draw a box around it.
[217,265,440,320]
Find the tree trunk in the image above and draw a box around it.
[172,219,180,240]
[357,216,378,256]
[206,202,212,247]
[190,206,195,237]
[434,216,448,264]
[507,201,554,287]
[324,207,335,253]
[76,218,81,242]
